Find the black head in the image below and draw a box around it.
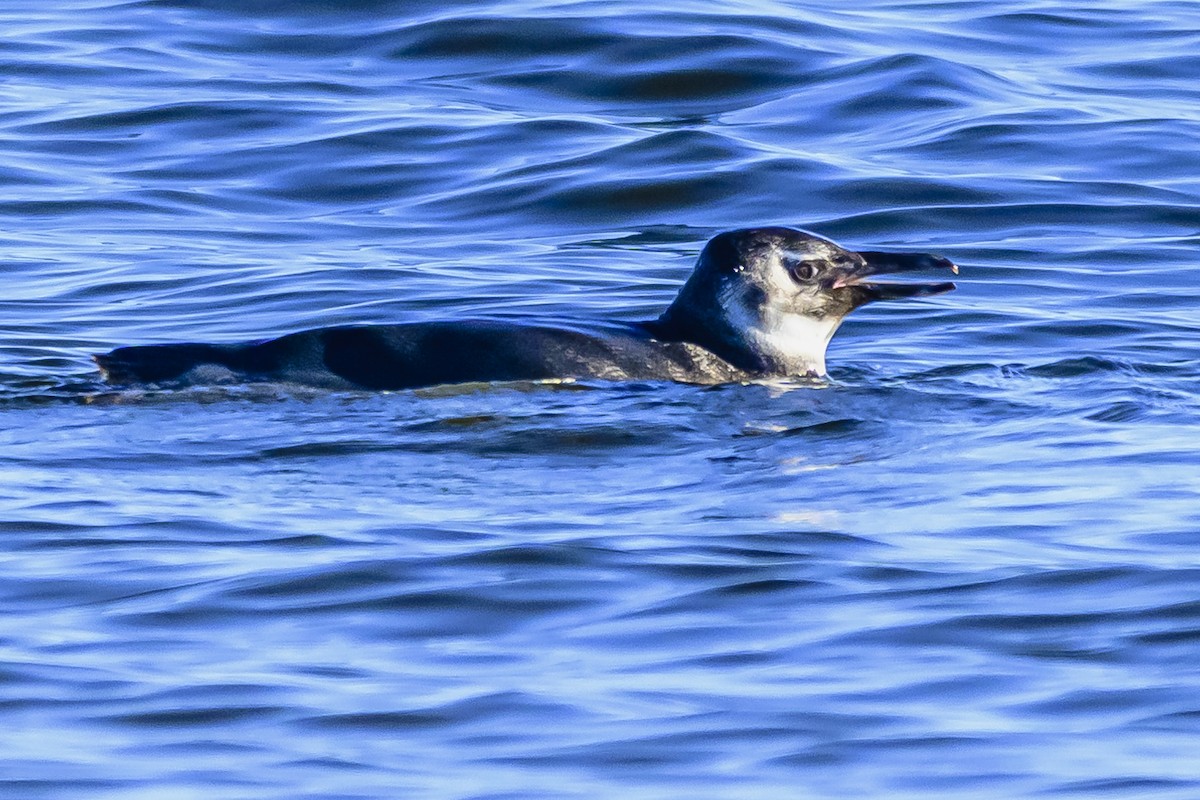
[652,227,957,377]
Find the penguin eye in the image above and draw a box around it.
[786,260,820,283]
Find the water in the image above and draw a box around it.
[2,0,1200,796]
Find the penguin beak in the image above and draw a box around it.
[831,250,958,303]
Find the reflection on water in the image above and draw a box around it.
[2,1,1200,797]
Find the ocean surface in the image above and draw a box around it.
[2,1,1200,797]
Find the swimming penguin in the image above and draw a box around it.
[94,227,957,391]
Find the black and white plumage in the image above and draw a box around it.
[95,227,957,391]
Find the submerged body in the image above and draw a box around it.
[95,227,957,390]
[97,321,749,390]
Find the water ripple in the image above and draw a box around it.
[4,1,1200,798]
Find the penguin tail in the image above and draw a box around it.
[94,343,232,385]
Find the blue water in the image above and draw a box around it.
[3,1,1200,797]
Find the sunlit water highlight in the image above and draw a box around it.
[2,1,1200,797]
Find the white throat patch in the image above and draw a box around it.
[746,310,839,376]
[718,284,841,376]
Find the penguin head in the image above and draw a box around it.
[656,227,957,377]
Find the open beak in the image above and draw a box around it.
[832,250,958,304]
